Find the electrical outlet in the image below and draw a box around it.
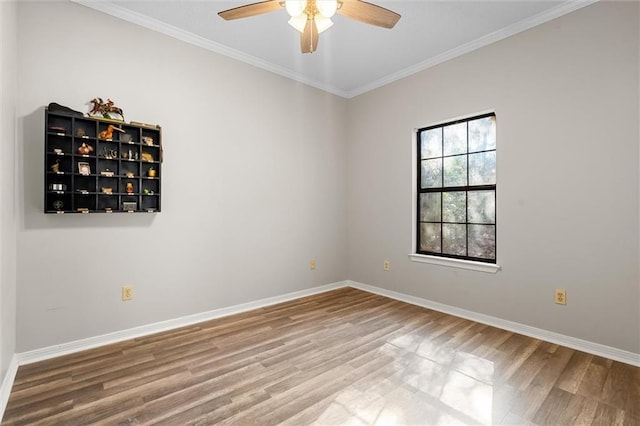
[122,285,133,301]
[310,259,316,270]
[554,289,566,305]
[383,260,390,271]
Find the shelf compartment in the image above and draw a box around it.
[46,134,72,154]
[46,193,72,213]
[140,195,159,212]
[74,118,97,139]
[98,194,119,212]
[74,158,97,176]
[47,115,72,135]
[121,180,139,195]
[97,158,119,176]
[120,161,140,178]
[47,155,72,174]
[73,193,97,211]
[141,178,159,194]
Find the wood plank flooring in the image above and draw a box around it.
[2,288,639,425]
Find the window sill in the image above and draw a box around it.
[408,254,501,274]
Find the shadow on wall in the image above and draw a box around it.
[20,107,156,230]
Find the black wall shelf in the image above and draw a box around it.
[44,109,162,214]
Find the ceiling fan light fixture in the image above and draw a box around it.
[316,0,338,18]
[218,0,400,54]
[314,15,334,33]
[288,14,308,32]
[285,0,307,17]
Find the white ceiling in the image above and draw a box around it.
[73,0,595,98]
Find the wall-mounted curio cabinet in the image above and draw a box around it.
[45,109,162,214]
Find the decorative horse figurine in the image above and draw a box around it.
[89,98,125,121]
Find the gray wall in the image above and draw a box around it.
[15,1,348,352]
[346,1,640,353]
[0,0,17,382]
[9,1,640,357]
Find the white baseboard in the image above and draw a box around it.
[14,279,640,370]
[0,355,19,422]
[17,281,348,365]
[3,279,637,422]
[348,280,640,367]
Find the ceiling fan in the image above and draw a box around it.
[218,0,400,54]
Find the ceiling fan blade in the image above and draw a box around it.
[300,18,319,53]
[338,0,400,29]
[218,0,282,20]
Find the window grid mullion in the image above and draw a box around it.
[416,113,496,263]
[416,132,422,252]
[440,127,444,253]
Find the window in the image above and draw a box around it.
[416,113,496,263]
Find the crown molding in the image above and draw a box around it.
[70,0,350,98]
[345,0,599,98]
[71,0,598,99]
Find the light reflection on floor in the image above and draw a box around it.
[312,340,497,425]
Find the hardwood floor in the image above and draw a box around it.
[2,288,639,425]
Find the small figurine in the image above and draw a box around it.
[77,143,94,155]
[98,125,124,140]
[147,167,156,177]
[103,147,117,159]
[125,182,134,194]
[89,98,125,121]
[50,160,60,173]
